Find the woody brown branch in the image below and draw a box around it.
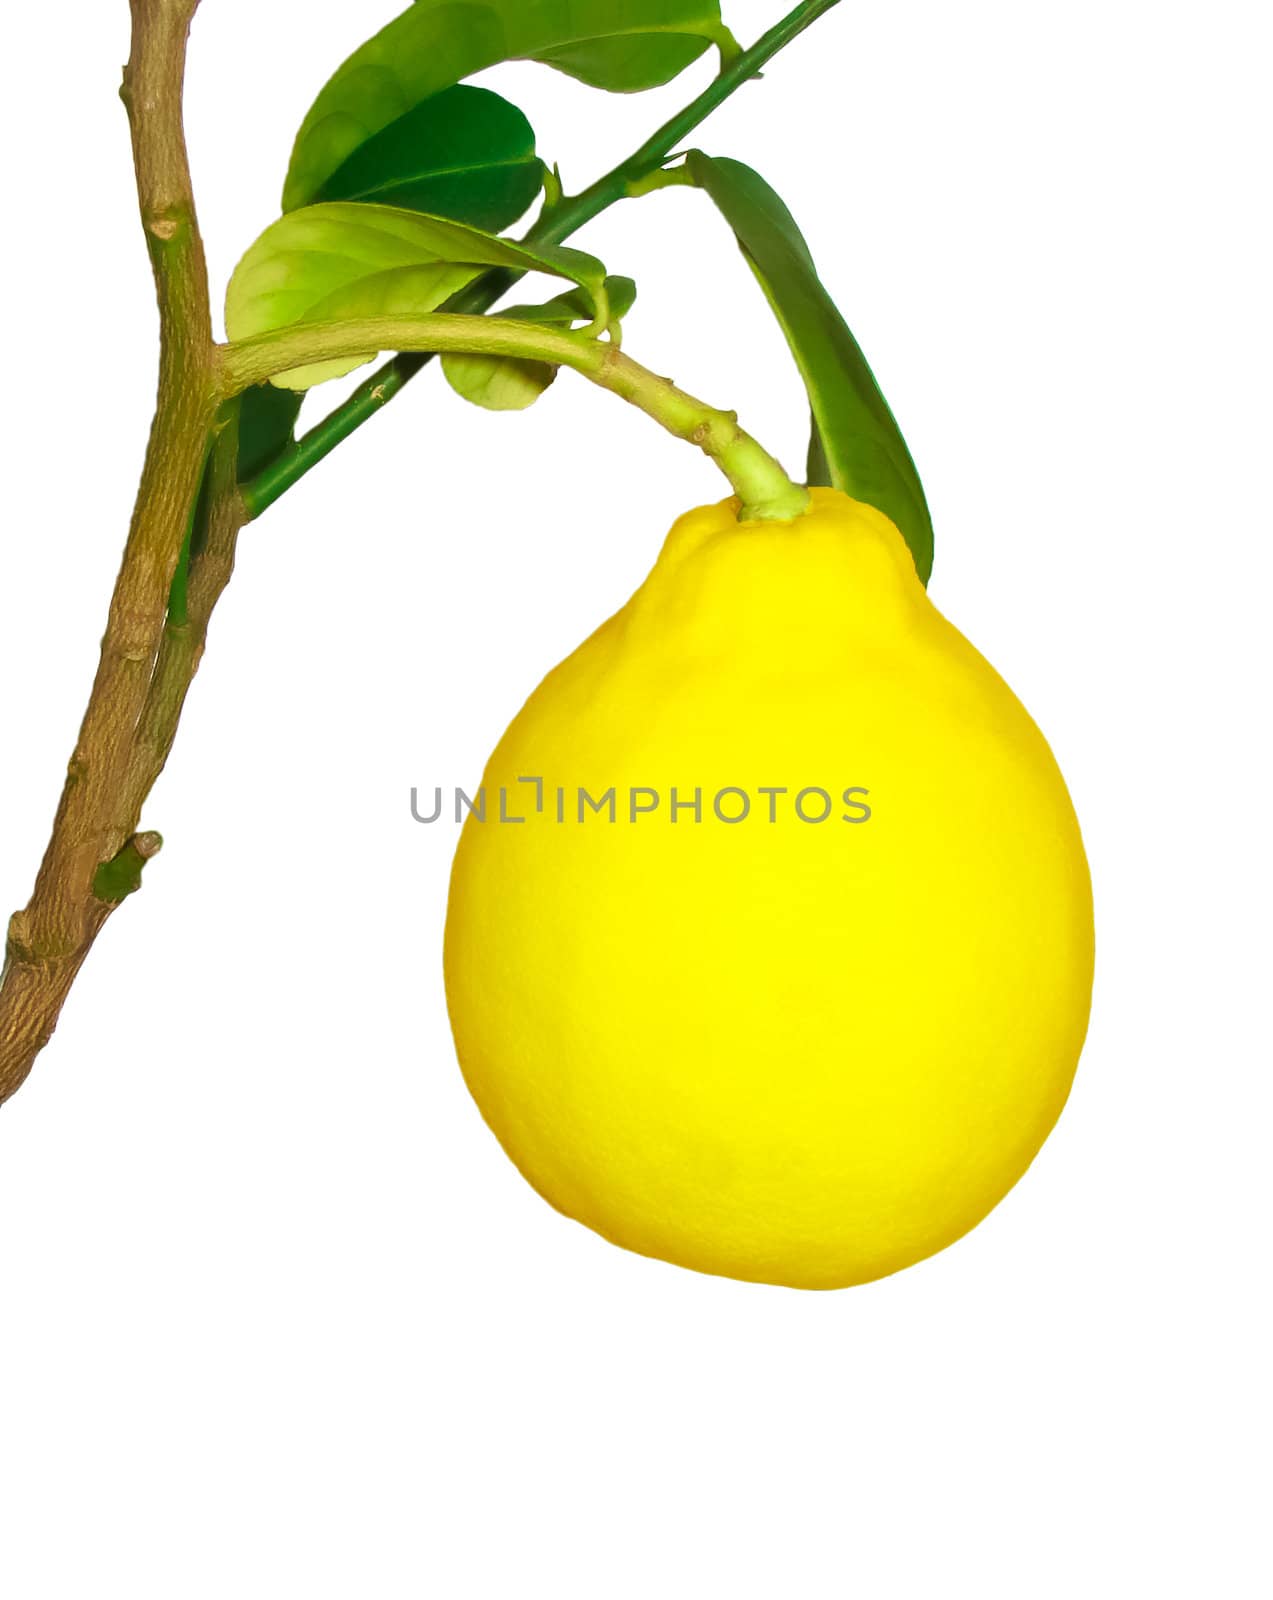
[0,0,221,1103]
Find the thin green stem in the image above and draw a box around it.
[625,164,696,199]
[241,354,413,519]
[222,316,810,523]
[528,0,842,246]
[238,0,843,518]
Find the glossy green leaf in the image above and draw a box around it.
[807,412,831,488]
[225,203,607,390]
[235,383,304,482]
[440,275,637,411]
[687,152,935,583]
[314,84,545,232]
[534,29,723,92]
[284,0,733,212]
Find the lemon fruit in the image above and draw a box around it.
[443,487,1093,1289]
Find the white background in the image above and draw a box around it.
[1,1,1269,1594]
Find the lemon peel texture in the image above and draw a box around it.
[444,488,1094,1289]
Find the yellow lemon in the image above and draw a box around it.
[444,488,1093,1288]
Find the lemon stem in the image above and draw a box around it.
[219,317,811,524]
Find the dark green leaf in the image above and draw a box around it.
[284,0,733,212]
[687,152,934,584]
[236,383,304,482]
[225,203,607,389]
[807,412,830,488]
[314,84,545,232]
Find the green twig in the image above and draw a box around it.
[625,164,695,199]
[530,0,842,245]
[238,0,843,519]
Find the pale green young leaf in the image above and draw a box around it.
[440,275,637,412]
[225,203,607,390]
[499,275,638,328]
[441,352,558,411]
